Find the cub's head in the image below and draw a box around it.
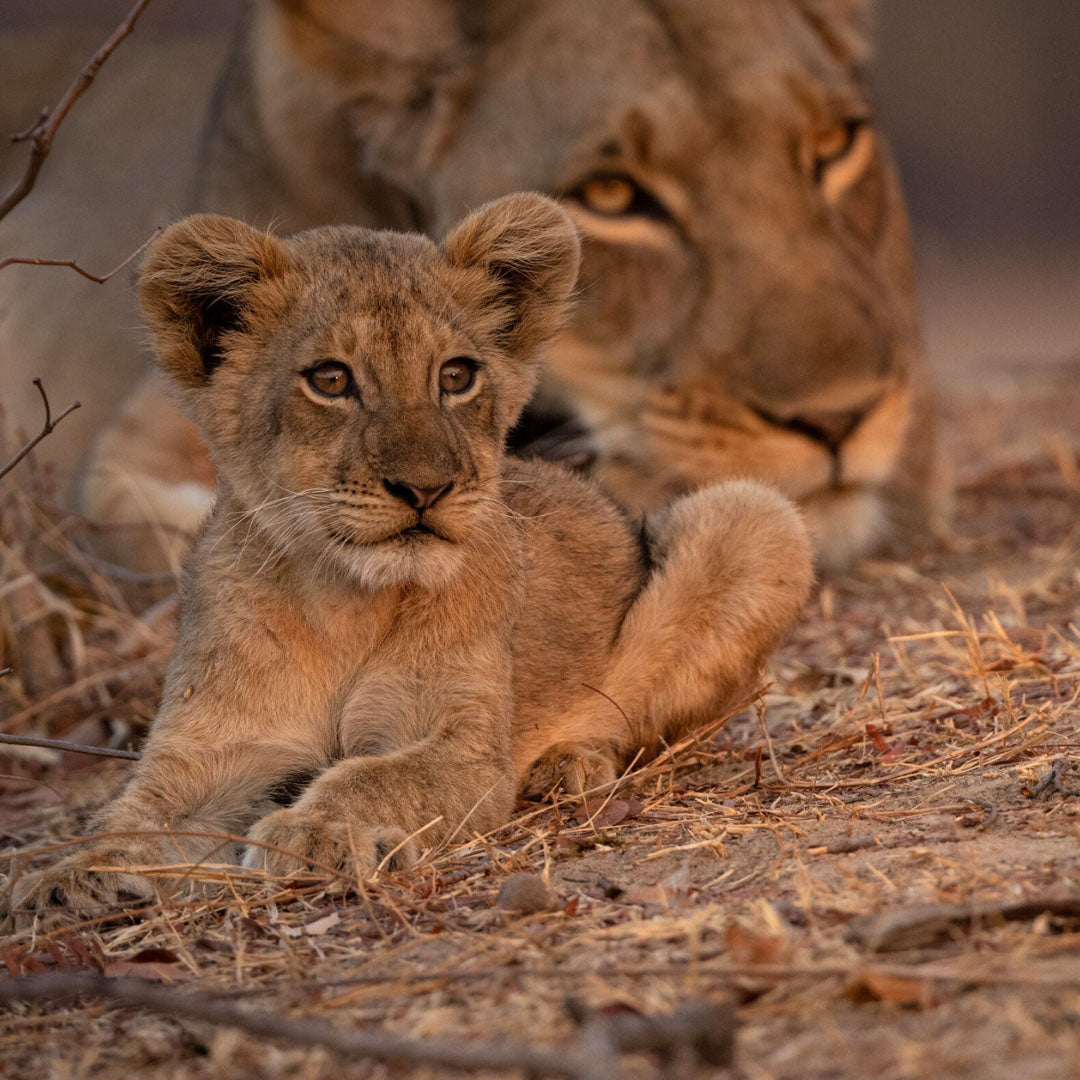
[139,194,580,589]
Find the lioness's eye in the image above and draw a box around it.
[812,119,874,198]
[304,360,353,398]
[439,357,477,395]
[570,173,671,220]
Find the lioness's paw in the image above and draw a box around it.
[243,809,415,878]
[521,744,619,799]
[4,850,156,931]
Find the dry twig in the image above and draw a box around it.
[846,897,1080,952]
[0,226,162,282]
[1023,756,1080,799]
[0,379,81,483]
[0,732,140,761]
[0,0,153,221]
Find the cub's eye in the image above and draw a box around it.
[303,360,354,399]
[570,173,671,220]
[812,118,875,200]
[439,357,477,395]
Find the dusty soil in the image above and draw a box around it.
[1,358,1079,1079]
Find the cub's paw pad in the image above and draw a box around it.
[521,744,619,799]
[243,810,415,878]
[5,853,155,931]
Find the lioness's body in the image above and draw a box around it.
[5,197,811,924]
[3,1,941,572]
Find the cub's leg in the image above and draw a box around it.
[81,371,215,571]
[245,708,516,877]
[551,480,813,765]
[4,733,314,929]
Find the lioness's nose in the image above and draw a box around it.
[382,479,454,511]
[752,404,870,452]
[785,408,867,450]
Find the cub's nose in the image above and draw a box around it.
[382,479,454,511]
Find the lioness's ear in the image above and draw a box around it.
[795,0,872,65]
[443,193,581,357]
[139,215,289,389]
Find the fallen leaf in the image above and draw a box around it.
[303,911,341,936]
[60,935,100,970]
[45,942,70,969]
[846,969,933,1007]
[723,923,790,965]
[593,1001,644,1018]
[2,948,25,976]
[572,797,644,829]
[865,724,890,754]
[127,947,180,964]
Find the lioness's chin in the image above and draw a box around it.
[334,539,467,591]
[800,487,886,573]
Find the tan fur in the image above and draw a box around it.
[3,196,812,926]
[2,2,941,573]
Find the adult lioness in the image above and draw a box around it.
[4,195,812,924]
[4,1,940,569]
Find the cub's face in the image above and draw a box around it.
[138,195,580,589]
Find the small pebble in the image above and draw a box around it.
[496,872,556,913]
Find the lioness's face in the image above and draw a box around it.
[260,0,929,564]
[429,1,921,563]
[138,196,580,589]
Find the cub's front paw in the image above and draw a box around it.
[521,743,619,799]
[4,848,156,931]
[243,809,415,878]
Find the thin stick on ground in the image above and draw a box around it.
[0,732,140,761]
[0,972,583,1077]
[0,378,81,483]
[0,973,731,1078]
[0,226,162,282]
[0,0,154,222]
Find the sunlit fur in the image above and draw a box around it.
[3,196,814,926]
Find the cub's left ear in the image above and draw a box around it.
[442,193,581,357]
[139,214,290,389]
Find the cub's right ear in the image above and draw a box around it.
[138,215,289,388]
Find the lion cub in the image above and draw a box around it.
[6,194,812,924]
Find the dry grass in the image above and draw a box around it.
[2,359,1079,1079]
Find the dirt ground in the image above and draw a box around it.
[1,357,1079,1079]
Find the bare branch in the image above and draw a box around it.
[0,972,589,1077]
[0,0,154,222]
[0,732,140,762]
[0,974,732,1077]
[0,379,81,483]
[0,226,162,282]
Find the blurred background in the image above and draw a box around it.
[4,0,1079,385]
